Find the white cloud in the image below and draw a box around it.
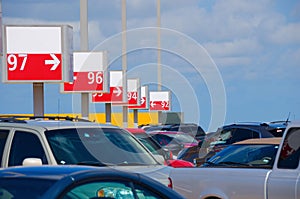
[204,39,262,57]
[269,23,300,44]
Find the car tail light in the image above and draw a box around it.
[168,177,173,188]
[169,151,174,160]
[213,145,225,153]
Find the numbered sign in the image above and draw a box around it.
[129,86,148,109]
[149,91,171,111]
[92,71,124,103]
[62,52,107,92]
[2,25,73,83]
[113,78,140,106]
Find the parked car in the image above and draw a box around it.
[177,122,283,164]
[0,115,172,186]
[127,128,194,168]
[144,123,206,141]
[0,165,185,199]
[147,131,198,157]
[199,137,281,167]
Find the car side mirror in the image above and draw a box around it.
[22,158,42,166]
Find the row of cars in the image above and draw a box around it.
[137,120,299,199]
[0,115,294,199]
[136,121,287,167]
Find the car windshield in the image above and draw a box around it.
[204,144,279,168]
[0,178,56,199]
[45,128,158,166]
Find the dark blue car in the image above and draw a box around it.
[0,166,185,199]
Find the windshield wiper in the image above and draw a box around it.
[202,161,253,167]
[115,162,155,166]
[216,161,253,167]
[76,161,114,167]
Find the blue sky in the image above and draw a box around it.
[1,0,300,131]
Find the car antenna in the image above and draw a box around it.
[285,112,291,124]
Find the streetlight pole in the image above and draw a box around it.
[157,0,162,123]
[80,0,89,119]
[122,0,128,127]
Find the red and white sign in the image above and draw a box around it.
[92,71,123,103]
[114,78,140,106]
[129,86,148,109]
[149,91,171,111]
[63,52,107,92]
[2,25,73,83]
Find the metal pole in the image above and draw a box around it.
[105,103,112,124]
[157,0,161,91]
[80,0,89,119]
[133,109,138,127]
[33,83,44,116]
[157,0,162,123]
[122,0,128,127]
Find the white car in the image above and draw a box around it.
[0,116,171,186]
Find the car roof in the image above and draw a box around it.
[126,128,146,134]
[0,165,185,199]
[233,137,282,145]
[148,131,186,134]
[25,120,117,130]
[0,115,118,131]
[0,165,100,180]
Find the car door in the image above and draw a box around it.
[7,130,48,167]
[267,127,300,199]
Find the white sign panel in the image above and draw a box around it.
[149,91,171,111]
[62,51,108,92]
[3,25,73,83]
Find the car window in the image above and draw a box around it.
[206,144,279,168]
[61,180,163,199]
[0,130,9,166]
[45,128,158,165]
[231,128,258,143]
[151,134,173,146]
[8,131,47,166]
[278,128,300,169]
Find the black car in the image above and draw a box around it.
[177,122,287,164]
